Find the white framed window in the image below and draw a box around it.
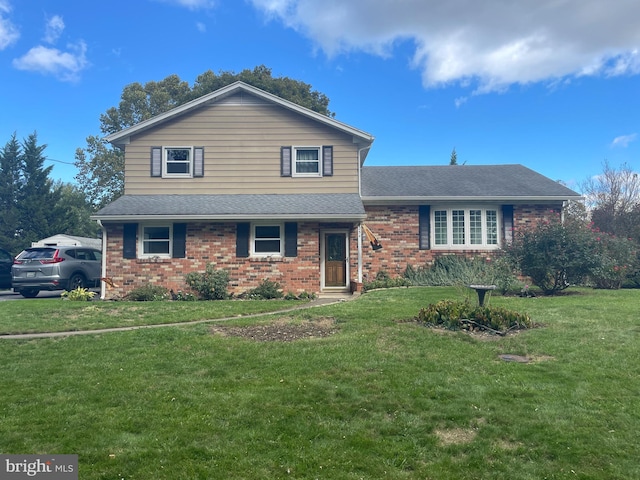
[432,207,500,249]
[293,147,321,177]
[252,223,284,257]
[140,225,172,257]
[164,147,193,177]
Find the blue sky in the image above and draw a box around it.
[1,0,640,191]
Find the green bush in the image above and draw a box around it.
[416,299,532,333]
[243,279,283,299]
[363,270,412,291]
[61,287,96,301]
[125,285,169,301]
[184,264,230,300]
[504,214,601,295]
[589,231,638,289]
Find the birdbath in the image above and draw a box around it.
[468,284,496,307]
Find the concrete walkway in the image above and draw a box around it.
[0,294,356,340]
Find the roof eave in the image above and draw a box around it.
[361,195,584,204]
[91,213,367,222]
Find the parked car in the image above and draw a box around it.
[12,246,102,298]
[0,248,13,289]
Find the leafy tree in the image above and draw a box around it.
[75,65,334,207]
[449,147,458,165]
[504,214,601,294]
[581,160,640,242]
[50,181,100,238]
[0,134,22,253]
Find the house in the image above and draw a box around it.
[31,234,102,250]
[93,81,581,299]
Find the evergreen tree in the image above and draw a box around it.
[15,133,62,248]
[449,147,458,165]
[0,134,22,253]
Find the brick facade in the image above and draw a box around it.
[101,204,561,298]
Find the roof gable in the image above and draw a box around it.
[104,81,374,149]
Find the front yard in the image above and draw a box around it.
[1,287,639,479]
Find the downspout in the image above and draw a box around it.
[97,220,107,300]
[357,145,369,285]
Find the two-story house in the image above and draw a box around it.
[93,81,581,299]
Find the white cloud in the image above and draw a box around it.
[0,0,19,50]
[196,21,206,33]
[611,133,638,148]
[249,0,640,94]
[43,14,64,44]
[12,41,89,82]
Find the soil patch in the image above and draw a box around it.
[210,317,338,342]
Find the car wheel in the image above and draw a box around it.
[68,273,87,290]
[19,288,40,298]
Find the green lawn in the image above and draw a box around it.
[1,287,639,479]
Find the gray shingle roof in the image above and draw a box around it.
[361,164,581,200]
[92,193,366,220]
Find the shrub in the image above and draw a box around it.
[504,214,601,295]
[416,299,532,333]
[363,270,412,291]
[404,255,519,294]
[589,232,638,289]
[184,264,230,300]
[61,287,96,301]
[125,285,169,301]
[243,279,283,299]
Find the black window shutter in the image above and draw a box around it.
[419,206,430,250]
[236,222,250,258]
[284,222,298,257]
[322,146,333,176]
[502,205,514,244]
[173,223,187,258]
[151,147,162,177]
[194,147,204,177]
[281,146,292,177]
[123,223,137,259]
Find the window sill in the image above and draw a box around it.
[136,256,172,263]
[249,256,285,262]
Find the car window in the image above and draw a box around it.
[75,249,98,261]
[65,249,77,258]
[17,248,56,259]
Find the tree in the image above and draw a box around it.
[15,133,62,248]
[581,160,640,241]
[50,181,100,238]
[449,147,458,165]
[0,134,22,253]
[75,65,334,207]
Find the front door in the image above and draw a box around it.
[323,232,347,288]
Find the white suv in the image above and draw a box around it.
[12,246,102,298]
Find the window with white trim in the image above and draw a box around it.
[293,147,321,177]
[164,147,192,177]
[252,224,284,257]
[432,207,500,249]
[140,225,172,257]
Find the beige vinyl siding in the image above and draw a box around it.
[123,102,362,195]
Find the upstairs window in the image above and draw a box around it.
[151,146,204,178]
[165,147,191,176]
[281,146,333,177]
[294,147,320,176]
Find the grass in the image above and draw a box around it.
[0,299,302,335]
[1,287,639,479]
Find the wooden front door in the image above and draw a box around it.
[324,233,347,287]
